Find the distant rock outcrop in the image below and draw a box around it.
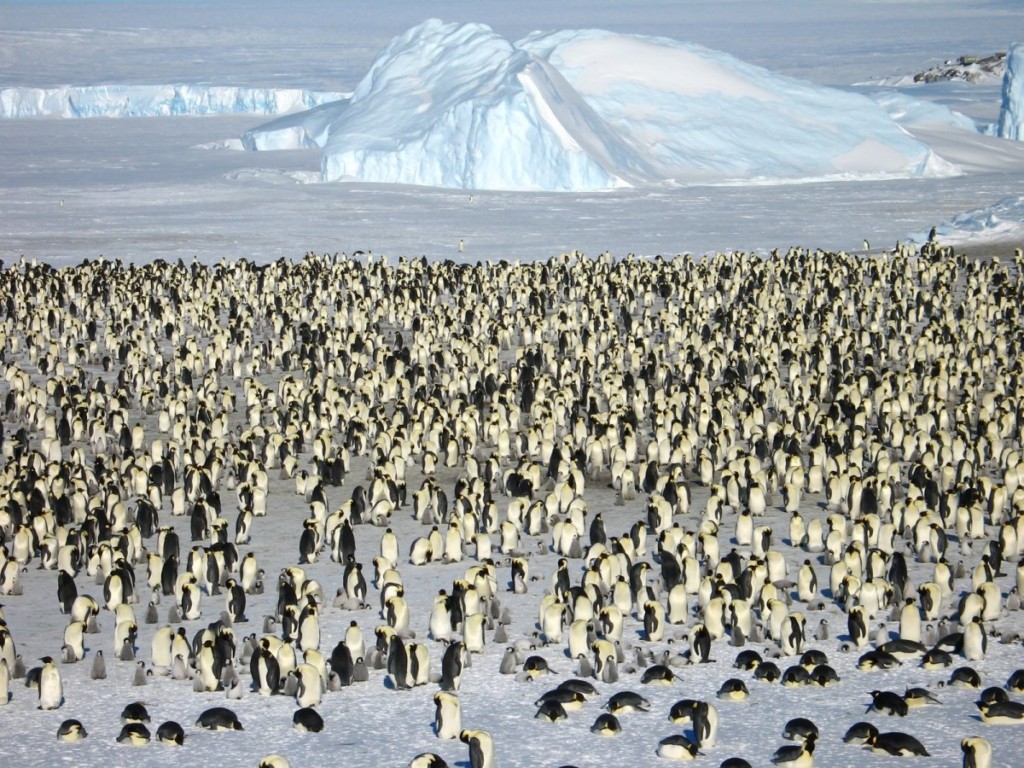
[913,52,1006,84]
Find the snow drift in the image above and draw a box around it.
[0,84,345,119]
[997,42,1024,140]
[910,193,1024,245]
[242,19,948,190]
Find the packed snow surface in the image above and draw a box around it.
[244,20,947,190]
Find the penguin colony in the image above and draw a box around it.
[0,244,1022,767]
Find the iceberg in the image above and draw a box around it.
[0,84,345,119]
[243,19,945,190]
[869,89,978,132]
[315,20,633,190]
[997,42,1024,140]
[518,28,937,181]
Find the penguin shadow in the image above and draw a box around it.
[681,726,700,744]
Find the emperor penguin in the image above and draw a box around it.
[796,561,817,603]
[330,640,355,686]
[693,700,719,747]
[463,614,487,654]
[63,620,86,662]
[567,619,592,661]
[387,634,412,690]
[344,620,365,661]
[409,755,449,768]
[58,571,78,615]
[156,720,186,745]
[240,552,262,594]
[689,623,712,664]
[90,649,107,680]
[918,582,942,621]
[57,718,88,741]
[70,594,100,629]
[782,717,818,742]
[780,613,806,657]
[788,509,805,543]
[132,660,147,686]
[38,656,63,710]
[116,722,151,745]
[848,606,869,648]
[352,657,369,682]
[865,731,930,757]
[409,642,430,687]
[429,591,453,642]
[735,510,753,547]
[196,641,220,691]
[657,734,701,761]
[434,690,461,739]
[295,662,323,708]
[643,600,665,642]
[440,641,467,691]
[814,619,829,642]
[510,558,528,594]
[180,581,201,621]
[292,707,324,733]
[963,616,987,661]
[252,643,281,695]
[771,733,816,765]
[151,625,175,671]
[195,706,243,731]
[0,657,10,703]
[380,528,400,568]
[341,560,366,606]
[460,729,495,768]
[590,712,622,736]
[961,736,993,768]
[297,601,321,652]
[410,537,433,566]
[385,595,410,635]
[703,597,727,640]
[225,578,246,623]
[898,598,921,642]
[499,647,518,676]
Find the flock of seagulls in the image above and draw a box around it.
[0,243,1023,766]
